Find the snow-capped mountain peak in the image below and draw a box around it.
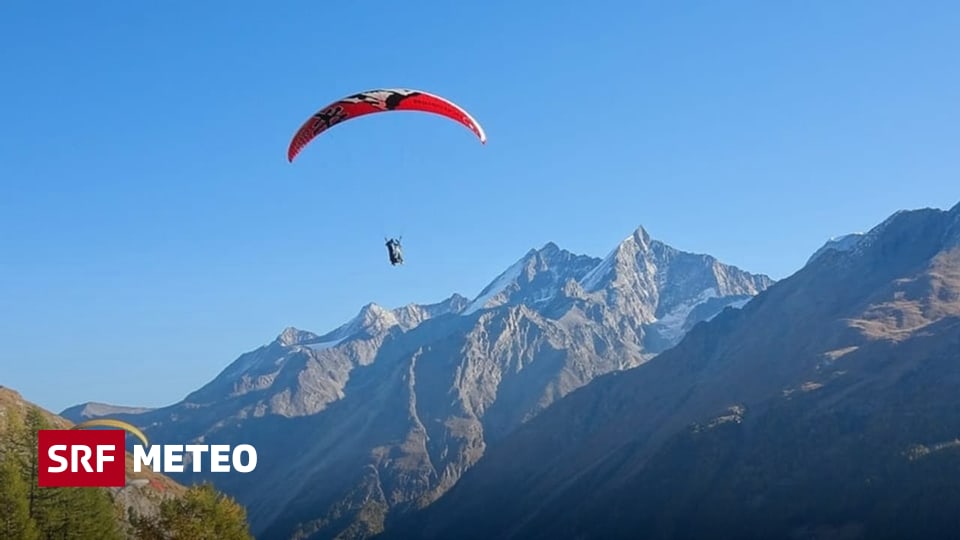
[574,225,773,347]
[463,243,601,315]
[579,226,661,293]
[319,302,400,340]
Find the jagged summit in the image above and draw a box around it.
[276,327,320,347]
[626,225,653,251]
[576,226,772,337]
[579,225,662,293]
[354,302,399,332]
[463,242,601,315]
[303,303,395,344]
[448,292,469,303]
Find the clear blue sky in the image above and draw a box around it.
[2,1,958,413]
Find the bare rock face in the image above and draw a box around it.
[61,226,772,540]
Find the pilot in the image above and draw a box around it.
[385,238,404,266]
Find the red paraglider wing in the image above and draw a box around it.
[287,88,487,162]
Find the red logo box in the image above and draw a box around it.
[37,429,126,487]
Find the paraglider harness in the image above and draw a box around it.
[385,237,404,266]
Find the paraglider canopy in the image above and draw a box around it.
[71,418,149,447]
[287,88,485,267]
[287,88,487,162]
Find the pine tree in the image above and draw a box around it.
[0,453,40,540]
[19,406,122,540]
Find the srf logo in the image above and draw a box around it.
[37,429,125,487]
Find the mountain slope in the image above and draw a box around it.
[0,386,185,538]
[805,232,865,265]
[61,227,773,539]
[386,203,960,540]
[60,402,155,421]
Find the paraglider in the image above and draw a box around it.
[385,237,404,266]
[287,88,487,162]
[72,418,149,447]
[287,88,486,267]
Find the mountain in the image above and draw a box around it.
[60,401,155,421]
[61,226,773,539]
[385,202,960,540]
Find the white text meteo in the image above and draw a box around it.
[133,444,257,473]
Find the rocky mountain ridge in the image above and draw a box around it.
[61,225,773,539]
